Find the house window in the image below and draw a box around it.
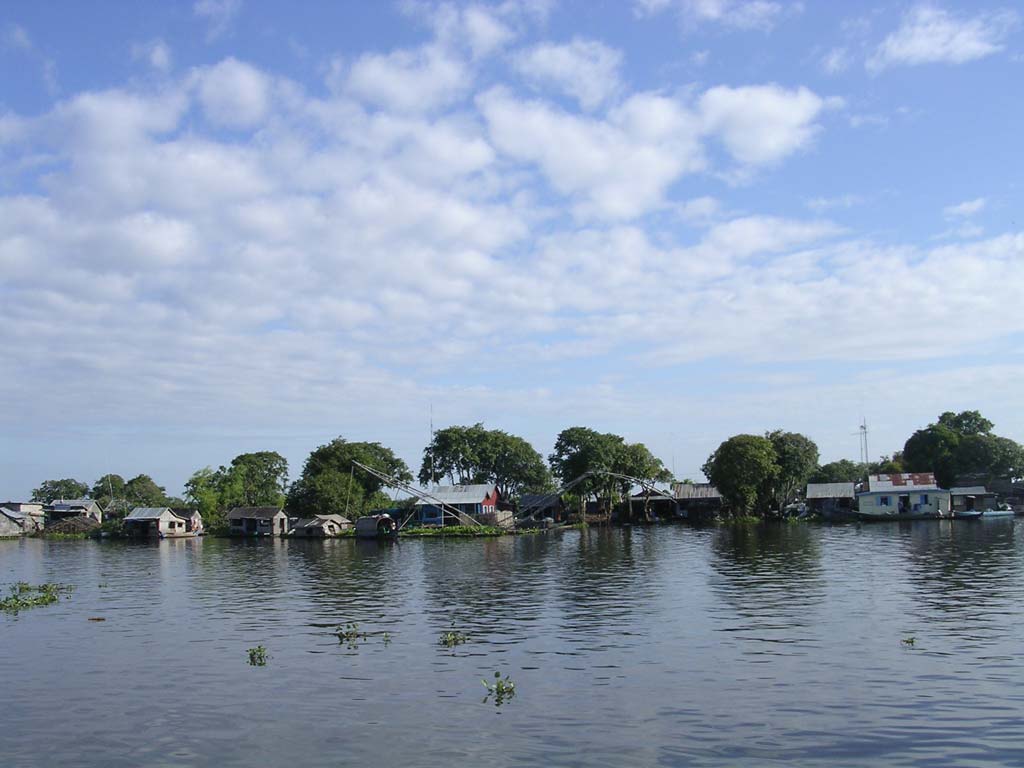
[920,494,929,504]
[879,496,891,507]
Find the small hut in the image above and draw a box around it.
[227,507,289,536]
[806,483,856,517]
[125,507,203,538]
[0,507,28,536]
[950,487,998,513]
[290,514,352,538]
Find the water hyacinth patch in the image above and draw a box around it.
[482,671,516,706]
[247,645,269,666]
[0,582,74,614]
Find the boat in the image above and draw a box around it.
[354,513,397,538]
[981,504,1015,518]
[855,511,947,522]
[952,509,983,520]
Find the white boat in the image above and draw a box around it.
[981,505,1015,518]
[952,509,983,520]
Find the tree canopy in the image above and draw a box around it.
[809,459,864,484]
[702,434,779,515]
[31,478,89,503]
[419,424,551,498]
[228,451,289,507]
[548,427,672,501]
[903,410,1023,487]
[287,438,411,519]
[761,431,819,512]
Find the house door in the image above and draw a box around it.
[899,495,911,514]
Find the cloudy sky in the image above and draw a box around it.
[2,0,1022,499]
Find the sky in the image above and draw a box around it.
[1,0,1022,500]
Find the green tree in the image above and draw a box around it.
[124,474,170,507]
[702,435,779,516]
[288,438,411,519]
[419,424,552,497]
[954,434,1024,479]
[31,478,89,503]
[903,424,960,487]
[810,459,864,484]
[937,410,993,436]
[185,467,229,529]
[229,451,289,507]
[90,474,131,517]
[763,431,819,511]
[549,427,627,501]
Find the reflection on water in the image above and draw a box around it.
[4,521,1024,767]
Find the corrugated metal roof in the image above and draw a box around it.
[672,483,721,500]
[414,485,497,506]
[48,499,100,510]
[950,486,989,495]
[126,507,173,520]
[868,473,939,491]
[0,507,26,520]
[227,507,284,519]
[806,482,856,499]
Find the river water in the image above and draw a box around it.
[3,521,1024,767]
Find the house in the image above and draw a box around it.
[413,484,512,528]
[806,483,856,517]
[0,507,29,536]
[950,487,998,513]
[857,473,949,517]
[124,507,203,538]
[290,514,352,538]
[46,499,103,525]
[672,483,723,512]
[0,502,44,533]
[227,506,289,536]
[626,489,680,521]
[518,492,566,522]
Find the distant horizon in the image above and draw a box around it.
[3,1,1022,501]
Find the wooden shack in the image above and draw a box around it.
[805,483,856,517]
[290,514,352,538]
[227,507,289,536]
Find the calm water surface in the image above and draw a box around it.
[4,522,1024,767]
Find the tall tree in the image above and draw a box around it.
[903,424,960,487]
[549,427,672,503]
[124,474,170,507]
[702,435,779,516]
[229,451,289,507]
[288,438,411,518]
[763,431,819,511]
[809,459,864,484]
[31,478,89,503]
[937,410,993,436]
[419,424,551,497]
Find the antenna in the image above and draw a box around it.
[852,418,870,467]
[429,403,435,486]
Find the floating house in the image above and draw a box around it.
[0,507,28,536]
[950,487,998,513]
[1,502,45,531]
[46,499,103,525]
[672,483,723,513]
[414,484,512,527]
[806,483,856,517]
[857,473,949,518]
[355,513,397,538]
[227,506,289,536]
[518,492,566,522]
[290,514,352,538]
[124,507,203,538]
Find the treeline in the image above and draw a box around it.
[29,410,1023,526]
[704,410,1024,517]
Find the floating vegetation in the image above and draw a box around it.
[247,645,269,666]
[401,525,505,538]
[439,624,469,648]
[482,671,516,706]
[382,632,391,645]
[901,636,916,647]
[336,622,366,646]
[0,582,74,614]
[88,617,106,622]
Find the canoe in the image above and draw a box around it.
[952,509,983,520]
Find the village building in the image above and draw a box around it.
[290,514,352,538]
[518,492,566,522]
[227,506,289,536]
[805,483,856,517]
[0,502,45,533]
[672,483,723,513]
[0,507,29,536]
[414,484,512,527]
[858,473,949,517]
[949,487,998,513]
[124,507,203,538]
[46,499,103,525]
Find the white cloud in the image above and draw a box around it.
[196,58,271,129]
[3,23,32,51]
[193,0,243,42]
[462,6,515,57]
[944,197,986,217]
[868,5,1018,73]
[635,0,789,30]
[699,84,840,167]
[822,46,850,74]
[513,38,623,110]
[132,39,172,73]
[479,87,704,219]
[345,45,470,113]
[806,194,864,212]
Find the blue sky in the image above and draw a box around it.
[1,0,1022,499]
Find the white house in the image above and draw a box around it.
[857,473,949,518]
